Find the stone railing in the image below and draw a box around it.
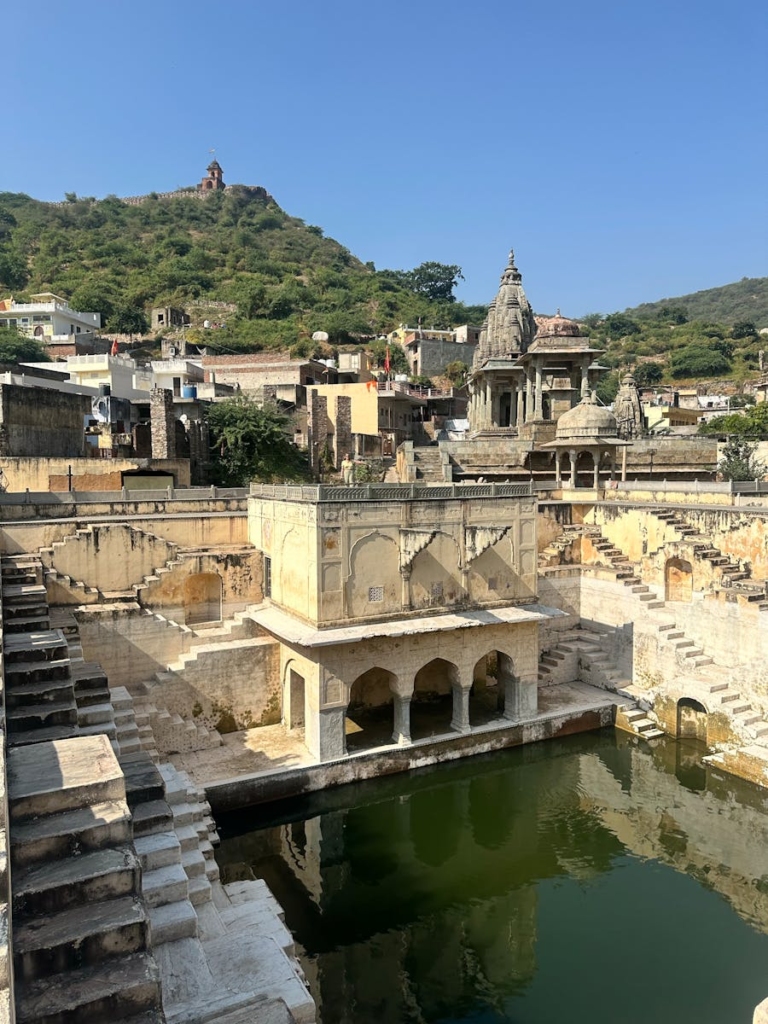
[249,482,533,502]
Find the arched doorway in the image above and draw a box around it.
[665,558,693,602]
[184,572,222,625]
[676,697,708,744]
[471,651,518,724]
[411,658,457,740]
[347,667,398,752]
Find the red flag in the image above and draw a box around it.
[110,339,119,356]
[384,346,391,374]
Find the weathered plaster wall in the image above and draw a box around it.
[0,457,191,492]
[0,384,90,457]
[249,492,538,628]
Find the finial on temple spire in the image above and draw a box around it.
[508,249,515,266]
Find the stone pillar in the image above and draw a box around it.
[499,655,518,722]
[150,387,176,459]
[484,381,492,429]
[581,357,590,398]
[333,395,353,470]
[569,449,577,489]
[525,368,534,422]
[308,391,329,477]
[516,385,524,427]
[593,450,601,489]
[450,682,471,734]
[400,569,412,610]
[392,694,412,745]
[555,451,562,485]
[534,360,543,419]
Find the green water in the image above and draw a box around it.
[216,732,768,1023]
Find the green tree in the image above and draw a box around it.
[669,345,731,378]
[0,327,50,365]
[732,320,757,339]
[633,362,664,387]
[718,437,765,480]
[406,262,464,302]
[595,371,620,405]
[700,403,768,436]
[444,359,470,386]
[108,305,149,335]
[603,313,641,340]
[206,397,309,485]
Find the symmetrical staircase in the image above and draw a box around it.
[411,446,445,481]
[650,508,750,584]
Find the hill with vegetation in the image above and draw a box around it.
[0,186,486,358]
[623,277,768,328]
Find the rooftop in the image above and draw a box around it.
[249,482,533,502]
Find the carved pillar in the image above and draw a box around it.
[450,682,471,734]
[525,367,534,422]
[400,569,412,611]
[534,360,543,419]
[484,381,493,429]
[392,694,411,745]
[555,451,562,485]
[593,450,600,490]
[516,385,525,427]
[569,449,578,489]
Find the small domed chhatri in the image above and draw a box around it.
[542,393,630,490]
[534,311,583,339]
[555,393,619,441]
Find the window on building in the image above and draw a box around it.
[368,586,384,603]
[263,556,272,598]
[172,377,181,397]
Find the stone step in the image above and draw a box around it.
[3,614,51,634]
[633,718,657,732]
[148,898,198,945]
[7,700,79,733]
[119,752,166,809]
[645,600,666,609]
[15,950,161,1024]
[8,735,125,822]
[721,692,742,704]
[175,824,203,853]
[78,702,115,727]
[142,862,189,908]
[78,721,118,741]
[3,630,68,664]
[119,737,143,755]
[75,685,111,709]
[2,583,48,603]
[187,874,212,906]
[7,723,80,748]
[181,848,206,879]
[11,799,132,870]
[731,703,753,715]
[133,831,181,873]
[642,728,666,739]
[13,895,149,984]
[5,658,71,684]
[4,676,74,709]
[13,845,140,916]
[132,800,173,837]
[172,802,204,827]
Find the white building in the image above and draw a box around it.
[0,293,101,343]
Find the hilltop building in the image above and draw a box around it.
[200,160,225,191]
[0,293,101,348]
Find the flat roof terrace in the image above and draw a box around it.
[249,481,534,502]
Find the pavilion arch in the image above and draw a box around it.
[347,532,399,619]
[665,557,693,603]
[472,648,520,723]
[184,572,222,625]
[283,659,305,734]
[410,532,464,611]
[676,697,708,744]
[411,657,460,740]
[346,666,400,752]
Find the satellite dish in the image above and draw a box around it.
[312,331,329,342]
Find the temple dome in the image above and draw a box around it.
[534,311,582,338]
[555,394,618,441]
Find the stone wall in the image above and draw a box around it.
[0,384,90,458]
[0,456,190,493]
[150,387,176,459]
[333,395,353,469]
[307,392,330,476]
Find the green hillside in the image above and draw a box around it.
[0,187,486,356]
[624,277,768,328]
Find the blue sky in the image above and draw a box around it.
[5,0,767,315]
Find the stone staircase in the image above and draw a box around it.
[649,507,751,584]
[7,734,164,1024]
[411,446,445,482]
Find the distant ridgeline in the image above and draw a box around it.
[43,184,273,209]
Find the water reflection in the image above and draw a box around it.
[216,732,768,1024]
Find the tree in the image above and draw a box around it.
[406,262,464,302]
[718,437,765,481]
[732,320,757,339]
[669,345,731,378]
[0,327,49,365]
[108,305,149,335]
[633,362,664,387]
[603,313,641,340]
[444,360,470,386]
[700,403,768,437]
[206,397,309,485]
[595,371,620,405]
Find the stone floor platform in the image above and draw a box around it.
[182,681,616,814]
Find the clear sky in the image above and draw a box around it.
[5,0,767,315]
